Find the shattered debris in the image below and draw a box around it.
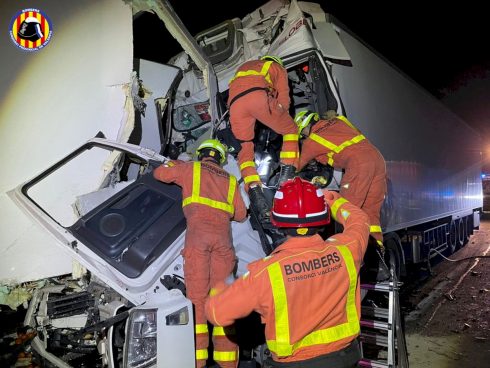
[443,293,455,301]
[0,280,47,310]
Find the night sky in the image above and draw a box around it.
[134,0,490,169]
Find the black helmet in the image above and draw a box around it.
[18,17,44,42]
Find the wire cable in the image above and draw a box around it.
[430,248,490,262]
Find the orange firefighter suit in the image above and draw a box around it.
[228,59,299,188]
[153,158,247,368]
[205,191,370,366]
[299,116,387,246]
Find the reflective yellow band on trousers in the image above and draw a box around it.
[213,326,236,336]
[280,151,299,159]
[213,350,237,361]
[283,134,299,142]
[196,349,208,360]
[182,162,236,214]
[195,323,208,334]
[370,225,382,233]
[266,245,359,356]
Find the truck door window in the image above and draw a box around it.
[24,146,145,227]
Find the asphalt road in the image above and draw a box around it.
[403,213,490,367]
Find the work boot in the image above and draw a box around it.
[248,185,271,224]
[277,164,297,187]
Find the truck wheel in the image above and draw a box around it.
[467,215,474,237]
[383,233,404,280]
[447,221,457,254]
[462,216,471,246]
[456,218,465,250]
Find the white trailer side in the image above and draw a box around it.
[330,19,483,232]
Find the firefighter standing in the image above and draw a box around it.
[205,177,369,367]
[228,55,299,222]
[153,139,247,368]
[295,110,387,249]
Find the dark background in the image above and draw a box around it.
[134,0,490,171]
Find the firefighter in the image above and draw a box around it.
[205,177,369,367]
[228,55,299,223]
[295,110,387,250]
[153,139,247,368]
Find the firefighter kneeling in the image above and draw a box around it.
[205,177,370,367]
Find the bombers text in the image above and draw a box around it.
[284,252,341,275]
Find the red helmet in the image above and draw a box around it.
[271,177,330,228]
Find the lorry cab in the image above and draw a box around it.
[7,2,357,366]
[5,0,481,367]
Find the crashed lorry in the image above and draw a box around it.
[3,0,483,367]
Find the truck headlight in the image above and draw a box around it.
[124,308,157,368]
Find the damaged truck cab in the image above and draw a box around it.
[7,2,352,365]
[11,138,196,367]
[4,0,482,367]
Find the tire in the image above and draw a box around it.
[462,216,471,246]
[383,232,404,280]
[456,218,465,250]
[467,215,474,237]
[447,220,457,254]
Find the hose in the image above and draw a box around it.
[430,248,490,262]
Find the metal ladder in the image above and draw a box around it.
[358,272,409,368]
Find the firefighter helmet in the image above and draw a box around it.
[196,139,227,165]
[260,55,284,67]
[294,110,320,134]
[18,17,44,42]
[271,177,330,228]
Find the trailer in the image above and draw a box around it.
[1,0,483,367]
[330,20,483,270]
